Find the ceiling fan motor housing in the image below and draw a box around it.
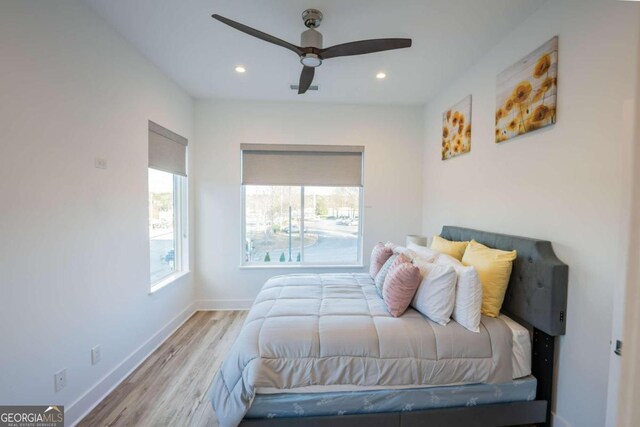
[301,29,322,49]
[300,28,323,67]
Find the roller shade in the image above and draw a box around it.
[241,144,364,187]
[149,121,188,177]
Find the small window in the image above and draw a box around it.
[149,168,186,282]
[148,121,188,287]
[241,144,363,267]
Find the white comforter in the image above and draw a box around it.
[209,273,513,427]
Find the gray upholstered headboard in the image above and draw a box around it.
[440,226,568,336]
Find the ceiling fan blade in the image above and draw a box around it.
[212,14,303,56]
[298,66,315,94]
[320,38,412,59]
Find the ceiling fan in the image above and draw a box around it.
[212,9,412,94]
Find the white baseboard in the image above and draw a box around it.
[65,303,196,426]
[196,299,253,311]
[552,411,572,427]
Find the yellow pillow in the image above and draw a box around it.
[431,235,469,260]
[462,240,517,317]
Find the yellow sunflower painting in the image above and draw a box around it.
[496,36,558,143]
[442,95,472,160]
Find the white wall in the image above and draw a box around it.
[193,100,423,304]
[0,1,195,424]
[421,1,640,426]
[618,40,640,425]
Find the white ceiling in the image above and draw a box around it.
[86,0,545,105]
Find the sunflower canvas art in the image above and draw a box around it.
[496,36,558,143]
[442,95,472,160]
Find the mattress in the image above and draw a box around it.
[210,273,515,427]
[246,375,537,419]
[499,314,532,379]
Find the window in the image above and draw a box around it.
[241,144,363,266]
[148,121,188,287]
[149,169,185,282]
[243,186,361,265]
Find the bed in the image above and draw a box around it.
[210,226,568,427]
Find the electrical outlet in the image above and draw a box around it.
[91,345,102,365]
[94,157,107,169]
[54,369,67,392]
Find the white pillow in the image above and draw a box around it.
[407,242,439,262]
[434,254,483,332]
[451,265,483,333]
[388,243,418,261]
[411,260,457,325]
[433,252,461,266]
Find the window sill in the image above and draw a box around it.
[149,270,189,294]
[240,264,364,270]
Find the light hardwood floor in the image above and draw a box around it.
[78,311,247,427]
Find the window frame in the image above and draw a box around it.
[149,168,189,292]
[240,185,364,268]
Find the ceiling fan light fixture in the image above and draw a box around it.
[235,65,246,73]
[376,72,386,79]
[211,11,412,94]
[300,54,322,67]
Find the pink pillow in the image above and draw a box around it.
[370,243,393,278]
[382,262,422,317]
[385,241,400,251]
[391,252,412,268]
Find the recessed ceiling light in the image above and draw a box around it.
[376,72,386,79]
[235,66,246,73]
